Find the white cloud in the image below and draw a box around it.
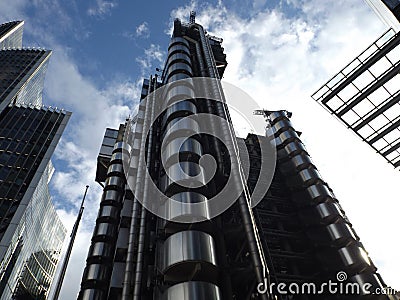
[87,0,117,17]
[43,44,143,299]
[41,41,139,299]
[135,44,165,76]
[122,22,150,40]
[136,21,150,38]
[171,0,400,289]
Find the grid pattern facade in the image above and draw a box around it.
[0,105,69,239]
[0,162,66,299]
[0,49,51,112]
[312,28,400,168]
[0,20,70,300]
[0,21,23,50]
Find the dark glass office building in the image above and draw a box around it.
[0,21,70,299]
[79,15,396,300]
[0,21,23,50]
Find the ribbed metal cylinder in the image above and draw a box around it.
[79,142,130,299]
[156,35,219,297]
[162,117,200,143]
[271,110,380,283]
[166,52,191,70]
[161,137,202,168]
[298,201,345,226]
[160,230,218,283]
[319,244,375,274]
[160,161,206,195]
[167,73,191,84]
[279,153,314,175]
[165,84,195,105]
[162,100,197,127]
[161,192,209,223]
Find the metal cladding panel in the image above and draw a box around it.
[104,176,124,189]
[93,222,117,238]
[83,264,110,281]
[320,244,374,274]
[167,73,191,84]
[113,141,131,153]
[279,153,313,175]
[162,282,221,300]
[274,130,300,147]
[168,37,190,48]
[299,201,344,226]
[0,21,23,49]
[79,289,105,300]
[160,192,209,223]
[98,205,120,220]
[161,231,218,282]
[96,128,118,182]
[88,242,114,259]
[165,82,195,105]
[110,151,129,163]
[277,140,307,159]
[166,62,193,78]
[162,117,200,143]
[162,100,197,126]
[107,163,124,176]
[307,222,358,246]
[166,52,191,69]
[160,162,206,194]
[161,137,202,167]
[292,182,334,205]
[286,167,322,188]
[312,28,400,168]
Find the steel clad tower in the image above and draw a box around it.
[79,14,395,300]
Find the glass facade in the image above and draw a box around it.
[0,105,71,299]
[0,21,23,50]
[0,20,72,299]
[0,49,51,112]
[0,104,69,239]
[95,128,119,182]
[0,162,66,299]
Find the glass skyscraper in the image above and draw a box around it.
[0,21,70,299]
[79,14,396,300]
[0,21,23,50]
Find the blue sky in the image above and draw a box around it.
[1,0,399,299]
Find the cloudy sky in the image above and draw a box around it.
[1,0,399,298]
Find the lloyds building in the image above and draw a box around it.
[79,14,395,300]
[0,21,70,299]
